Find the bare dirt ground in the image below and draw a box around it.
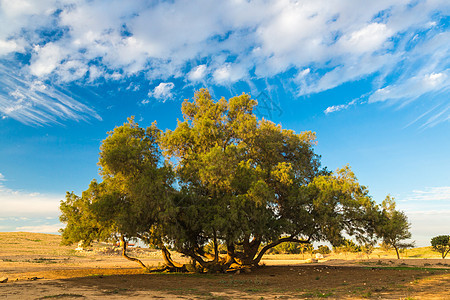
[1,232,449,299]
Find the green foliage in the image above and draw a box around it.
[60,89,389,271]
[317,245,331,254]
[60,117,172,248]
[271,241,302,254]
[333,238,360,254]
[379,241,392,252]
[204,240,227,255]
[269,241,314,257]
[159,89,382,267]
[299,243,314,258]
[360,242,375,258]
[431,235,450,259]
[376,195,414,259]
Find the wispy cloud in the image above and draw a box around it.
[16,224,62,234]
[396,186,450,246]
[369,71,450,104]
[324,98,359,114]
[406,210,450,246]
[0,62,101,125]
[0,0,449,125]
[404,186,450,202]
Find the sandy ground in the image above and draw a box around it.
[1,232,449,299]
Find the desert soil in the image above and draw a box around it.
[1,232,449,299]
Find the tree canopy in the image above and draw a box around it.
[60,118,176,270]
[376,195,414,259]
[431,235,450,259]
[60,89,406,272]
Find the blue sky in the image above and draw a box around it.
[0,0,449,247]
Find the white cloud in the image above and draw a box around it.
[149,82,175,101]
[0,174,62,218]
[369,70,450,103]
[338,23,392,54]
[88,65,104,82]
[368,66,450,128]
[126,82,140,91]
[0,39,22,55]
[16,223,62,234]
[58,60,89,82]
[0,0,55,17]
[188,65,207,82]
[406,211,450,247]
[213,63,247,84]
[395,186,450,246]
[405,187,450,202]
[424,72,446,87]
[418,106,449,129]
[0,190,62,218]
[324,104,347,114]
[29,43,66,77]
[324,98,358,114]
[0,0,448,125]
[213,65,232,83]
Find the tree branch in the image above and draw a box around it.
[120,236,149,270]
[253,236,310,265]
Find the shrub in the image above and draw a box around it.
[270,241,302,254]
[317,245,331,254]
[431,235,450,259]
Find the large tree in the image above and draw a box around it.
[159,89,380,271]
[60,89,393,272]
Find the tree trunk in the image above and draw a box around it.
[394,246,400,259]
[121,236,149,270]
[238,237,261,266]
[213,230,219,263]
[442,248,450,259]
[224,243,237,269]
[160,245,182,268]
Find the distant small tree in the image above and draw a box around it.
[376,195,415,259]
[360,243,374,259]
[431,235,450,259]
[379,241,392,252]
[299,242,314,259]
[272,241,302,254]
[317,245,331,255]
[334,238,360,258]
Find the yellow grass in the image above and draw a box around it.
[0,232,73,257]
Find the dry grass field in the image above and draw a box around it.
[1,232,449,299]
